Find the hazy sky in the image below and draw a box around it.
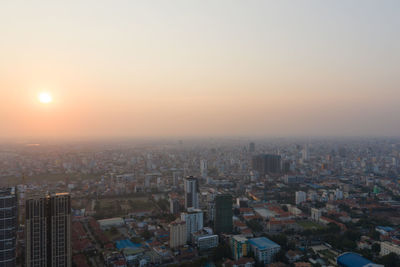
[1,1,399,140]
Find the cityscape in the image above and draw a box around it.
[0,138,399,266]
[1,1,400,267]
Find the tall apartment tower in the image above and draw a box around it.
[49,193,71,267]
[200,160,208,179]
[184,176,199,209]
[0,187,17,267]
[214,194,233,234]
[25,193,71,267]
[252,154,282,175]
[26,197,48,267]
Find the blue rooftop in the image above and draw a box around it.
[248,237,280,250]
[116,239,142,250]
[337,252,374,267]
[376,226,394,232]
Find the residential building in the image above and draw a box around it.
[26,192,71,267]
[380,241,400,256]
[0,187,17,267]
[231,235,249,260]
[184,176,199,209]
[248,237,280,264]
[169,220,187,248]
[295,191,306,205]
[252,154,281,175]
[214,194,233,234]
[181,208,203,242]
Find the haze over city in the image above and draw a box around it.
[1,0,399,140]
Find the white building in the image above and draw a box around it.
[248,237,280,264]
[380,241,400,256]
[196,235,218,251]
[98,217,125,230]
[311,208,322,222]
[295,191,307,205]
[169,220,187,248]
[181,208,203,242]
[335,189,344,200]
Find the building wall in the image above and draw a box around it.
[0,187,17,267]
[170,221,187,248]
[380,242,400,256]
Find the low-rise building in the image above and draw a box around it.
[248,237,280,264]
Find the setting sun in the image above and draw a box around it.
[38,92,52,104]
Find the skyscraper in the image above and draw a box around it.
[252,154,282,175]
[200,160,208,178]
[49,193,71,267]
[26,197,48,267]
[180,208,203,242]
[184,176,199,209]
[169,219,187,248]
[249,142,255,153]
[0,187,17,267]
[213,194,233,234]
[25,193,71,267]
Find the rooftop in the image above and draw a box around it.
[248,237,280,250]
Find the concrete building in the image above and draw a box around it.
[170,198,180,214]
[295,191,307,205]
[248,237,280,264]
[181,208,203,242]
[98,217,125,230]
[26,196,47,267]
[231,235,249,260]
[0,187,17,267]
[337,252,383,267]
[196,234,218,251]
[380,241,400,256]
[184,176,199,209]
[252,154,281,175]
[169,220,187,248]
[214,194,233,234]
[200,160,208,179]
[311,208,322,222]
[26,192,72,267]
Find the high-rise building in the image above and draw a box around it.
[214,194,233,234]
[170,198,180,214]
[0,187,17,267]
[181,208,203,242]
[200,160,208,178]
[49,193,71,267]
[249,142,255,153]
[252,154,282,175]
[184,176,199,209]
[169,219,187,248]
[295,191,307,205]
[25,193,71,267]
[26,196,48,267]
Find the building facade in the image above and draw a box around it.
[169,220,187,248]
[181,208,203,242]
[252,154,281,175]
[25,192,71,267]
[248,237,280,264]
[0,187,17,267]
[184,176,199,209]
[231,235,249,260]
[295,191,307,205]
[214,194,233,234]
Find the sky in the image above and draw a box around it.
[1,0,399,140]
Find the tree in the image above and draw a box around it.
[372,243,380,254]
[377,253,400,267]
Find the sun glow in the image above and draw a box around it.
[38,92,52,104]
